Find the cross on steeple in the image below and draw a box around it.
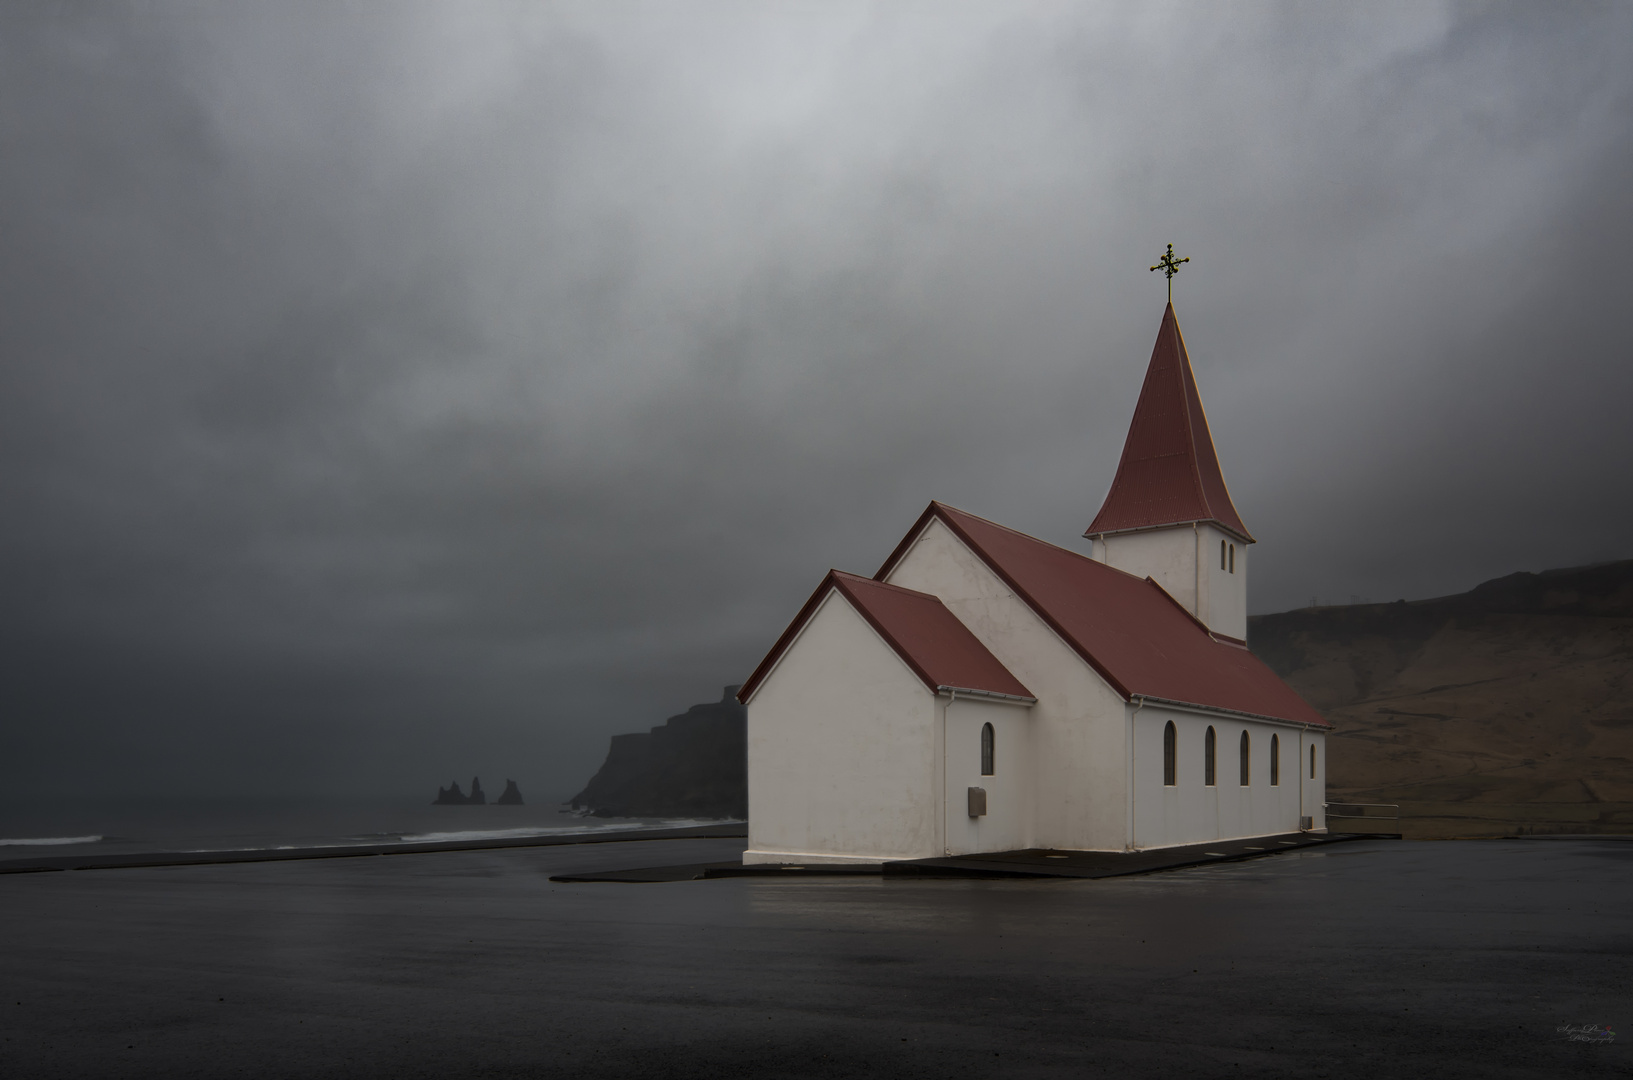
[1150,243,1189,302]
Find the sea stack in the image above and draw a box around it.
[433,780,468,805]
[496,779,524,805]
[433,776,490,805]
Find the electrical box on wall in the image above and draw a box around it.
[968,787,987,817]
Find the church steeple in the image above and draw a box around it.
[1084,303,1252,641]
[1085,302,1252,543]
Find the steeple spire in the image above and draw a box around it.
[1085,304,1252,543]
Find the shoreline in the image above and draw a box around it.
[0,822,747,875]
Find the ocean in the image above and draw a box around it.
[0,795,737,860]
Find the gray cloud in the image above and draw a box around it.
[2,2,1630,801]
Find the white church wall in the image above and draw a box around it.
[943,695,1032,855]
[1094,527,1199,617]
[1301,730,1327,831]
[1199,523,1248,641]
[743,590,939,865]
[1092,524,1249,641]
[885,517,1129,852]
[1131,705,1309,848]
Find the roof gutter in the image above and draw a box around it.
[1129,693,1328,731]
[936,685,1037,705]
[1087,519,1254,546]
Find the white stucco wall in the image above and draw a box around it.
[1199,524,1248,641]
[942,695,1032,855]
[885,518,1130,852]
[1094,527,1199,615]
[1301,730,1327,831]
[1091,524,1248,640]
[1131,705,1321,848]
[743,590,939,864]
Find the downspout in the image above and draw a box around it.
[1128,695,1145,851]
[1298,728,1306,830]
[943,689,955,855]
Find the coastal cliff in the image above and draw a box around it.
[569,685,746,819]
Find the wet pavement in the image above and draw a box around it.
[1,835,1628,1078]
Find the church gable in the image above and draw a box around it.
[741,585,941,862]
[882,502,1328,728]
[737,570,1030,705]
[879,514,1108,701]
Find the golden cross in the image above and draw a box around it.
[1150,243,1190,302]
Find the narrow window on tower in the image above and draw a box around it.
[1229,544,1235,573]
[1163,721,1176,786]
[1270,734,1280,786]
[1221,540,1227,570]
[1204,726,1216,786]
[1240,730,1251,786]
[981,723,995,776]
[1310,743,1317,779]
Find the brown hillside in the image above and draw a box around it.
[1249,561,1633,837]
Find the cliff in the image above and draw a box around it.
[1250,559,1633,835]
[569,686,746,819]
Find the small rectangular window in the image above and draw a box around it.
[1228,544,1235,574]
[1221,540,1226,571]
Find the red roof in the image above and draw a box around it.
[737,570,1034,705]
[1086,303,1253,543]
[878,503,1328,727]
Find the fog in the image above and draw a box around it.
[2,2,1629,801]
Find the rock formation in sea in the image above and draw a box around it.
[433,776,488,805]
[568,685,746,819]
[496,779,524,805]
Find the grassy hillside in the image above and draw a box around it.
[1250,560,1633,837]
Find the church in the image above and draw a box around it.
[735,300,1330,864]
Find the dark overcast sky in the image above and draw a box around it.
[3,2,1630,803]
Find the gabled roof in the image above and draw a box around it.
[737,570,1034,705]
[878,503,1328,727]
[1086,303,1253,543]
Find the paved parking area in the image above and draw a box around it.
[1,836,1629,1078]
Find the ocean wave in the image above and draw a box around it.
[162,819,742,854]
[0,835,103,847]
[396,819,741,845]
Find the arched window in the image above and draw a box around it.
[981,723,995,776]
[1204,726,1217,786]
[1163,721,1176,786]
[1239,730,1251,786]
[1270,733,1280,786]
[1310,743,1317,779]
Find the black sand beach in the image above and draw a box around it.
[2,836,1629,1079]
